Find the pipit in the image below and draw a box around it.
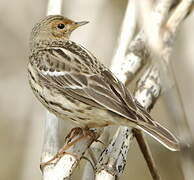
[28,15,179,152]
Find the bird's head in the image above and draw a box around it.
[30,15,89,42]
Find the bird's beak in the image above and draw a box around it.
[72,21,89,30]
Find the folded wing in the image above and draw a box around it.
[36,43,180,151]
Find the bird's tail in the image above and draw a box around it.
[103,72,180,151]
[137,121,180,151]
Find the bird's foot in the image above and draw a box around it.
[65,127,101,144]
[82,128,104,144]
[40,127,101,170]
[65,127,84,142]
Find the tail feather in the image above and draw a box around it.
[137,121,180,151]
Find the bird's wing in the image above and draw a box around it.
[36,47,138,122]
[35,44,180,151]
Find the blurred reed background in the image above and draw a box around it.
[0,0,193,179]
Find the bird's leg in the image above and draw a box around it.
[40,127,101,170]
[83,127,105,145]
[83,128,98,141]
[40,127,85,170]
[65,127,84,142]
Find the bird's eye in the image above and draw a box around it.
[57,23,65,29]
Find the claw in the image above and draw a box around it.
[40,127,100,170]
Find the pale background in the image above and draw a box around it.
[0,0,194,180]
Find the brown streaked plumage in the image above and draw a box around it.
[28,15,180,151]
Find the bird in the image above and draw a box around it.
[28,15,180,152]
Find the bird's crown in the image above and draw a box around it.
[30,15,88,43]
